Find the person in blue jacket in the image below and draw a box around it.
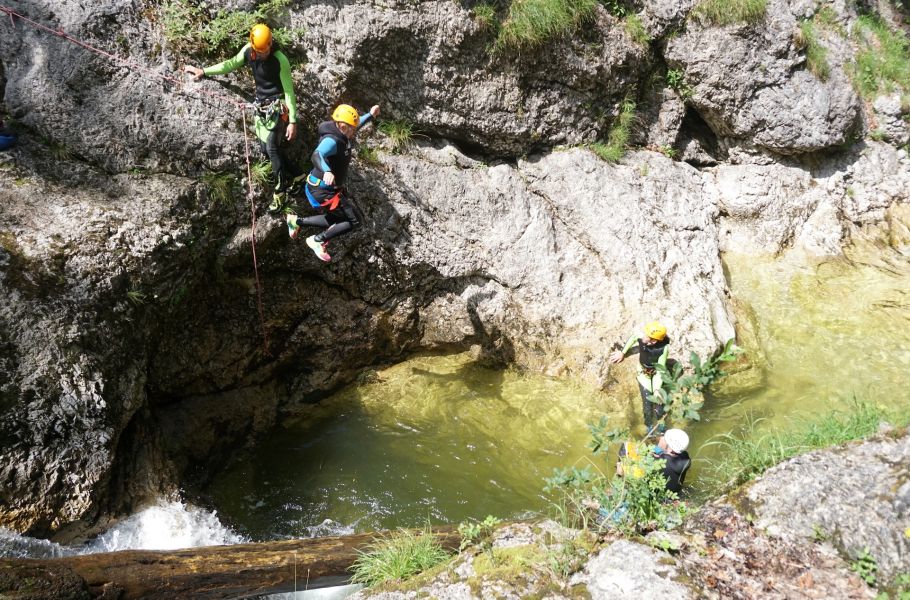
[286,103,380,262]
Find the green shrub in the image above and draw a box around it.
[160,0,302,58]
[798,19,830,81]
[624,14,650,45]
[494,0,598,51]
[590,99,636,163]
[350,528,452,587]
[691,0,767,26]
[852,14,910,99]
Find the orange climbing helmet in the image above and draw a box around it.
[249,24,272,53]
[331,104,359,127]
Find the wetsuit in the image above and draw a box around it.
[203,44,301,193]
[290,113,374,243]
[657,450,691,495]
[619,334,671,432]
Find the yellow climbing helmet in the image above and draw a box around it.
[644,321,667,341]
[332,104,359,127]
[249,24,272,53]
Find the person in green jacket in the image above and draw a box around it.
[184,24,303,210]
[609,321,672,434]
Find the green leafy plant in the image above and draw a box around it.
[494,0,598,52]
[691,0,767,26]
[160,0,302,58]
[852,547,878,586]
[852,14,910,99]
[457,515,502,552]
[202,171,238,205]
[350,528,451,587]
[797,19,830,81]
[603,0,627,17]
[657,145,678,158]
[651,339,743,427]
[378,120,417,153]
[666,68,693,99]
[590,99,636,163]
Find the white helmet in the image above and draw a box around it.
[664,429,689,453]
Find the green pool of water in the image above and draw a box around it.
[206,243,910,540]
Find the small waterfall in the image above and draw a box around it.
[0,500,245,558]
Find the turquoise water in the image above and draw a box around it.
[206,243,910,540]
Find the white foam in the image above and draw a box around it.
[83,500,246,553]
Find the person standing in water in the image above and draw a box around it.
[609,321,672,434]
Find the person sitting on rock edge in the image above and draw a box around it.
[609,321,672,435]
[286,103,380,263]
[183,23,303,211]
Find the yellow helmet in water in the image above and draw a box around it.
[644,321,667,341]
[249,24,272,53]
[332,104,359,127]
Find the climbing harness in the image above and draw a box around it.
[247,97,287,144]
[0,4,271,355]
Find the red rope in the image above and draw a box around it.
[0,3,271,355]
[241,108,271,356]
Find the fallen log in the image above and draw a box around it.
[0,526,461,599]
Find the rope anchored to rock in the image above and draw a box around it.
[0,3,271,355]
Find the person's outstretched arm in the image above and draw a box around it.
[184,45,248,80]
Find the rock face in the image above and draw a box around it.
[746,428,910,588]
[665,0,862,154]
[0,0,908,539]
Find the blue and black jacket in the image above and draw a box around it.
[304,113,374,208]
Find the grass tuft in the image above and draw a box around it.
[590,99,636,163]
[852,14,910,100]
[250,160,272,189]
[691,0,767,26]
[624,14,650,46]
[494,0,598,52]
[378,120,416,153]
[702,400,907,491]
[202,171,238,205]
[350,528,452,587]
[798,19,831,81]
[472,3,498,30]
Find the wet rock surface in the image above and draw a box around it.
[0,0,909,542]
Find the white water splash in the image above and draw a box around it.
[83,500,246,552]
[0,500,245,559]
